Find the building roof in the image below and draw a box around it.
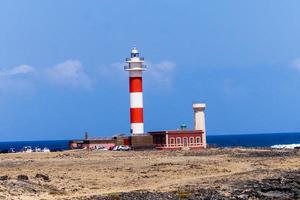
[148,130,203,135]
[86,137,114,140]
[69,140,84,143]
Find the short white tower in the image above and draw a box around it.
[192,103,207,148]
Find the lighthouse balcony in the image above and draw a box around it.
[124,65,147,71]
[126,57,144,62]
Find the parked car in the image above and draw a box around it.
[34,147,42,152]
[119,145,131,151]
[112,145,131,151]
[8,148,16,153]
[95,146,108,150]
[109,146,115,150]
[21,146,32,153]
[42,147,50,153]
[112,145,119,151]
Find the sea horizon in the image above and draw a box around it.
[1,131,299,142]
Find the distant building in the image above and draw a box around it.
[149,130,205,150]
[69,136,128,150]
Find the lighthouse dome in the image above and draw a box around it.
[131,47,139,54]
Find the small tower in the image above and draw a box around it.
[124,47,147,135]
[192,103,207,148]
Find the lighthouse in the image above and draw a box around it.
[192,103,207,148]
[124,47,146,135]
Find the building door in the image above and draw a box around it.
[183,137,188,146]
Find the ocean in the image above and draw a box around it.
[207,132,300,148]
[0,132,299,152]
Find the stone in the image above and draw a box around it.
[17,175,29,181]
[35,173,50,182]
[0,176,8,181]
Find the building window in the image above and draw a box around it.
[189,137,194,145]
[196,137,201,144]
[183,137,188,146]
[170,137,175,146]
[176,137,181,145]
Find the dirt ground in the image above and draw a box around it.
[0,148,299,200]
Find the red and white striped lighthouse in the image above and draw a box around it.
[124,47,146,135]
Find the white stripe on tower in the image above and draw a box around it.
[130,93,143,108]
[124,47,146,135]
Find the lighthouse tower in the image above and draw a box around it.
[124,47,146,135]
[192,103,207,148]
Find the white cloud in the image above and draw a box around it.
[0,65,36,96]
[291,58,300,71]
[0,65,35,76]
[0,59,175,94]
[146,61,176,88]
[98,60,176,89]
[0,60,94,93]
[45,60,93,90]
[98,62,126,81]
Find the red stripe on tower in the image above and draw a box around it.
[129,77,143,92]
[124,47,146,135]
[130,108,144,123]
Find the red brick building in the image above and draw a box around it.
[149,130,205,150]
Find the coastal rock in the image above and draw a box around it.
[17,175,29,181]
[35,173,50,182]
[0,176,8,181]
[79,189,228,200]
[75,170,300,200]
[232,149,298,158]
[230,170,300,199]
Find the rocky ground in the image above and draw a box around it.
[0,148,299,200]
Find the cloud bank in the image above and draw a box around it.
[0,65,35,77]
[0,60,93,94]
[98,60,176,89]
[0,65,36,95]
[98,62,127,82]
[0,59,175,95]
[146,61,176,88]
[45,60,93,90]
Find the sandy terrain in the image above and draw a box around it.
[0,148,299,200]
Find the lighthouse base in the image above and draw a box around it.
[130,135,153,150]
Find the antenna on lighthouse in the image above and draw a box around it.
[124,47,146,135]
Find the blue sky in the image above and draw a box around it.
[1,1,300,141]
